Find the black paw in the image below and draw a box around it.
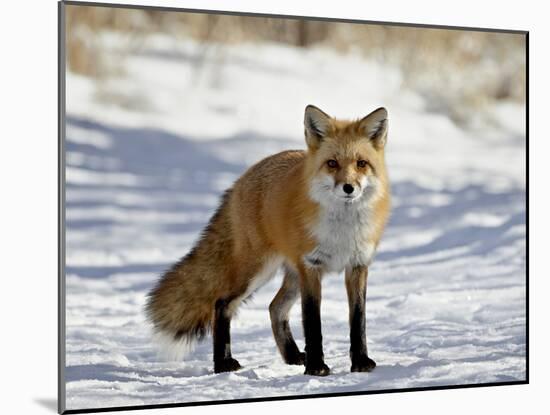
[214,357,242,373]
[284,351,306,366]
[304,362,331,376]
[351,355,376,372]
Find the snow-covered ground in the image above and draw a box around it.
[64,34,526,411]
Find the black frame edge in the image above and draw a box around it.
[525,31,529,384]
[58,1,67,414]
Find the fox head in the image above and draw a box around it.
[304,105,389,206]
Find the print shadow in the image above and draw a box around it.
[34,398,57,413]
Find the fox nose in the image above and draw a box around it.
[343,184,354,194]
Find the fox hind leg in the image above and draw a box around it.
[213,258,276,373]
[213,297,243,373]
[269,268,305,365]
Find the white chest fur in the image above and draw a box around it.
[305,201,376,272]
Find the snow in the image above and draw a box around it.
[64,34,526,411]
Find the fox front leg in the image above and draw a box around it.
[300,266,330,376]
[345,265,376,372]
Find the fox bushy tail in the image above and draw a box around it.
[145,190,234,359]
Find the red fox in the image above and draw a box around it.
[146,105,391,376]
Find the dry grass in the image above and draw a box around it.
[65,4,526,122]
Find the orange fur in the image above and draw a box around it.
[146,106,391,359]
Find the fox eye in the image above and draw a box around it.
[357,160,368,168]
[327,159,339,168]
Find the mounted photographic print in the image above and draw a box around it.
[58,1,528,413]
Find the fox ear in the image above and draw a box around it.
[304,105,331,149]
[359,107,388,149]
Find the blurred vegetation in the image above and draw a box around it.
[65,5,526,123]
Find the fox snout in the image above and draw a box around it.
[334,177,367,200]
[310,174,370,205]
